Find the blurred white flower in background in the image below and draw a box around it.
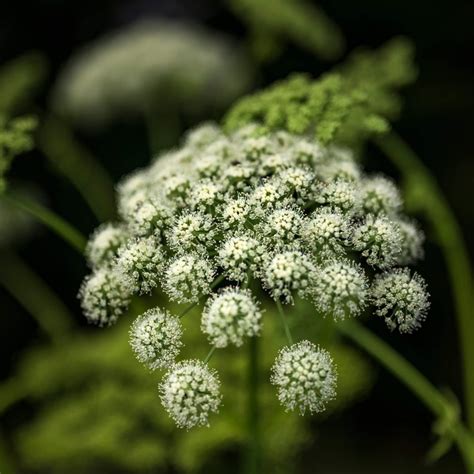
[52,20,254,128]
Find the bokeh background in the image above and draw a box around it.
[1,0,473,473]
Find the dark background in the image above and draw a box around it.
[0,0,473,472]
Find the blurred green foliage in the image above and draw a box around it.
[0,116,37,193]
[225,37,417,148]
[11,303,373,473]
[0,53,44,194]
[0,187,41,246]
[0,52,48,116]
[228,0,345,61]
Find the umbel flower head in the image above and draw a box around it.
[129,307,183,370]
[86,223,128,269]
[271,340,337,414]
[202,287,262,348]
[371,268,430,333]
[160,360,222,429]
[115,236,164,295]
[80,122,429,427]
[79,267,131,326]
[312,259,368,320]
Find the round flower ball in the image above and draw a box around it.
[263,250,315,304]
[201,287,262,348]
[371,268,430,333]
[129,307,183,370]
[159,360,222,429]
[86,223,128,269]
[271,340,337,414]
[312,259,368,320]
[163,253,215,304]
[115,236,164,295]
[79,267,131,326]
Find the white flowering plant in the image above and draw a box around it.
[2,29,473,473]
[79,120,430,432]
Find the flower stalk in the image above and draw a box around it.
[276,300,293,345]
[204,346,217,364]
[245,336,261,474]
[337,319,474,472]
[375,131,474,430]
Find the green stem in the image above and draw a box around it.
[0,252,73,343]
[245,336,261,474]
[178,302,198,318]
[276,301,293,345]
[38,115,116,221]
[204,346,217,364]
[337,319,474,471]
[375,131,474,429]
[2,192,86,253]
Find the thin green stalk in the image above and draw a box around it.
[2,192,86,253]
[38,115,116,221]
[245,336,261,474]
[337,319,474,471]
[0,252,73,343]
[375,131,474,429]
[178,302,198,318]
[276,301,293,345]
[204,346,217,364]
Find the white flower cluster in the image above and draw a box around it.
[159,360,222,429]
[262,250,315,303]
[202,288,262,348]
[85,223,128,268]
[80,123,430,426]
[218,234,264,282]
[52,20,253,128]
[312,259,368,320]
[271,340,337,414]
[371,268,430,333]
[163,253,215,304]
[79,268,130,326]
[115,236,164,294]
[130,307,183,370]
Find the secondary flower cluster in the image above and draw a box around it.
[52,20,252,128]
[80,123,429,428]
